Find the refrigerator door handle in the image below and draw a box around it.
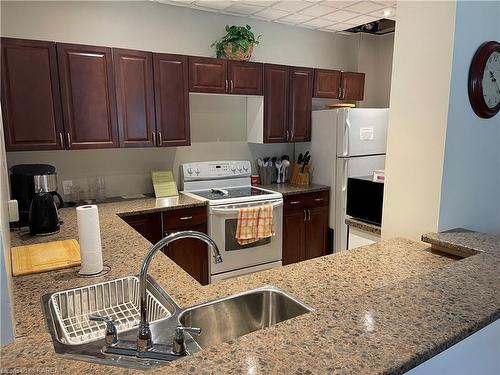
[343,118,351,157]
[342,158,348,193]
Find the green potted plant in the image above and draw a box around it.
[211,25,261,61]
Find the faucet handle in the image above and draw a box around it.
[173,324,201,355]
[89,314,118,345]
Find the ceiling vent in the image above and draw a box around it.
[345,18,395,35]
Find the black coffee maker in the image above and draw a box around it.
[10,164,63,235]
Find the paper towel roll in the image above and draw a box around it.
[76,205,104,275]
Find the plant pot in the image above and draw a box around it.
[223,43,254,61]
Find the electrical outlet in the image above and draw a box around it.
[62,180,73,195]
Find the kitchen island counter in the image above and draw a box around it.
[2,198,499,374]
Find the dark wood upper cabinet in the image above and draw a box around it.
[153,53,190,147]
[341,72,365,100]
[263,64,289,143]
[313,68,341,99]
[1,38,64,151]
[57,43,118,149]
[289,67,313,142]
[188,56,227,94]
[227,61,263,95]
[113,48,155,148]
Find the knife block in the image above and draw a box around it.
[290,163,310,186]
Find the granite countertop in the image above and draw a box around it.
[2,193,499,374]
[345,217,381,235]
[258,182,329,196]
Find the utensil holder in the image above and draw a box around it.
[258,165,277,185]
[291,163,310,186]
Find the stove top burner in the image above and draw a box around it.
[192,186,274,201]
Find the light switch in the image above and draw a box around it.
[8,199,19,223]
[62,180,73,195]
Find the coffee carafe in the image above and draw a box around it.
[29,191,60,235]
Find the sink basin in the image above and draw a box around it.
[178,286,312,349]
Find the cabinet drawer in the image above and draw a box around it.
[163,206,207,230]
[284,190,329,211]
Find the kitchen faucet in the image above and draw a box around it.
[93,231,222,361]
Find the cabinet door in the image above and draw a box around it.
[305,206,328,260]
[263,64,289,143]
[188,56,227,94]
[1,38,64,151]
[113,48,156,148]
[228,61,263,95]
[341,72,365,100]
[57,43,119,149]
[153,53,190,146]
[122,212,162,244]
[282,209,306,265]
[289,67,313,142]
[313,68,341,99]
[163,223,209,285]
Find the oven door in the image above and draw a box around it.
[208,199,283,275]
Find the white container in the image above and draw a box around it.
[76,205,103,275]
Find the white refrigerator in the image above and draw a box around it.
[307,108,388,252]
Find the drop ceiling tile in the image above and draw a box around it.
[344,1,386,13]
[325,22,354,31]
[302,18,335,28]
[321,1,361,8]
[369,6,395,18]
[299,4,335,17]
[278,13,315,24]
[226,3,264,14]
[321,9,359,22]
[344,14,379,25]
[271,1,312,12]
[253,7,288,20]
[244,0,278,6]
[193,1,232,10]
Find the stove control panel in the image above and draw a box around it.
[182,161,252,180]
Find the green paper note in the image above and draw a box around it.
[152,170,178,198]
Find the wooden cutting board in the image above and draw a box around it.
[11,239,81,276]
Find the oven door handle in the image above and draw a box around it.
[210,200,283,215]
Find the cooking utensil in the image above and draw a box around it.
[297,153,304,164]
[275,159,282,183]
[301,155,311,173]
[282,159,290,182]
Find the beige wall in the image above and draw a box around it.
[357,33,395,108]
[381,1,456,241]
[1,0,363,197]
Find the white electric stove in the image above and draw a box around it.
[181,161,283,283]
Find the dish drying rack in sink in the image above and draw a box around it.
[50,276,171,345]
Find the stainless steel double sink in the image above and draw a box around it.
[42,276,312,369]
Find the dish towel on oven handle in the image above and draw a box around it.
[235,204,274,245]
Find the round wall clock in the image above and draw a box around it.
[468,40,500,118]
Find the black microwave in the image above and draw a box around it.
[346,176,384,225]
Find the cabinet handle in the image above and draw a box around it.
[307,209,311,221]
[290,201,301,205]
[179,216,193,221]
[152,131,157,146]
[158,131,163,145]
[314,198,323,202]
[286,130,289,141]
[66,132,71,148]
[290,129,294,141]
[59,132,64,148]
[225,79,228,93]
[338,87,342,99]
[341,87,345,99]
[230,80,234,93]
[303,210,307,222]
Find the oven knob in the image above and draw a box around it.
[187,167,193,175]
[243,164,249,171]
[237,164,242,172]
[230,163,237,173]
[195,168,200,175]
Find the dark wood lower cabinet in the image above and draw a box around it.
[121,206,209,285]
[282,191,329,266]
[121,212,162,244]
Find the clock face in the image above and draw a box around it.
[482,51,500,109]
